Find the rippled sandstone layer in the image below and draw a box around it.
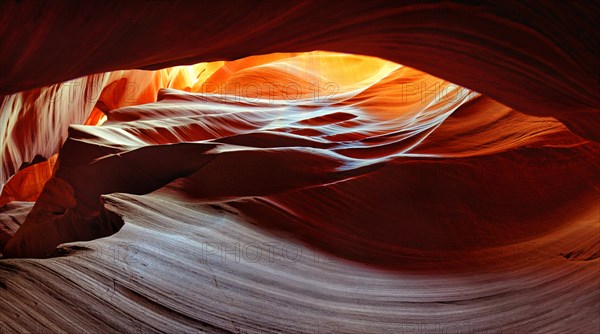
[0,2,598,333]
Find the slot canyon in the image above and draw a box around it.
[0,1,598,333]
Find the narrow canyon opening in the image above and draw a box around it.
[1,2,598,333]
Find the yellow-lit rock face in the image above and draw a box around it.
[2,50,597,259]
[0,52,398,201]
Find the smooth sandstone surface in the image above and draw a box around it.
[0,2,598,333]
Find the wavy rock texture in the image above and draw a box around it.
[0,190,598,333]
[0,61,229,192]
[0,1,599,333]
[1,52,599,332]
[0,74,108,193]
[0,1,598,141]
